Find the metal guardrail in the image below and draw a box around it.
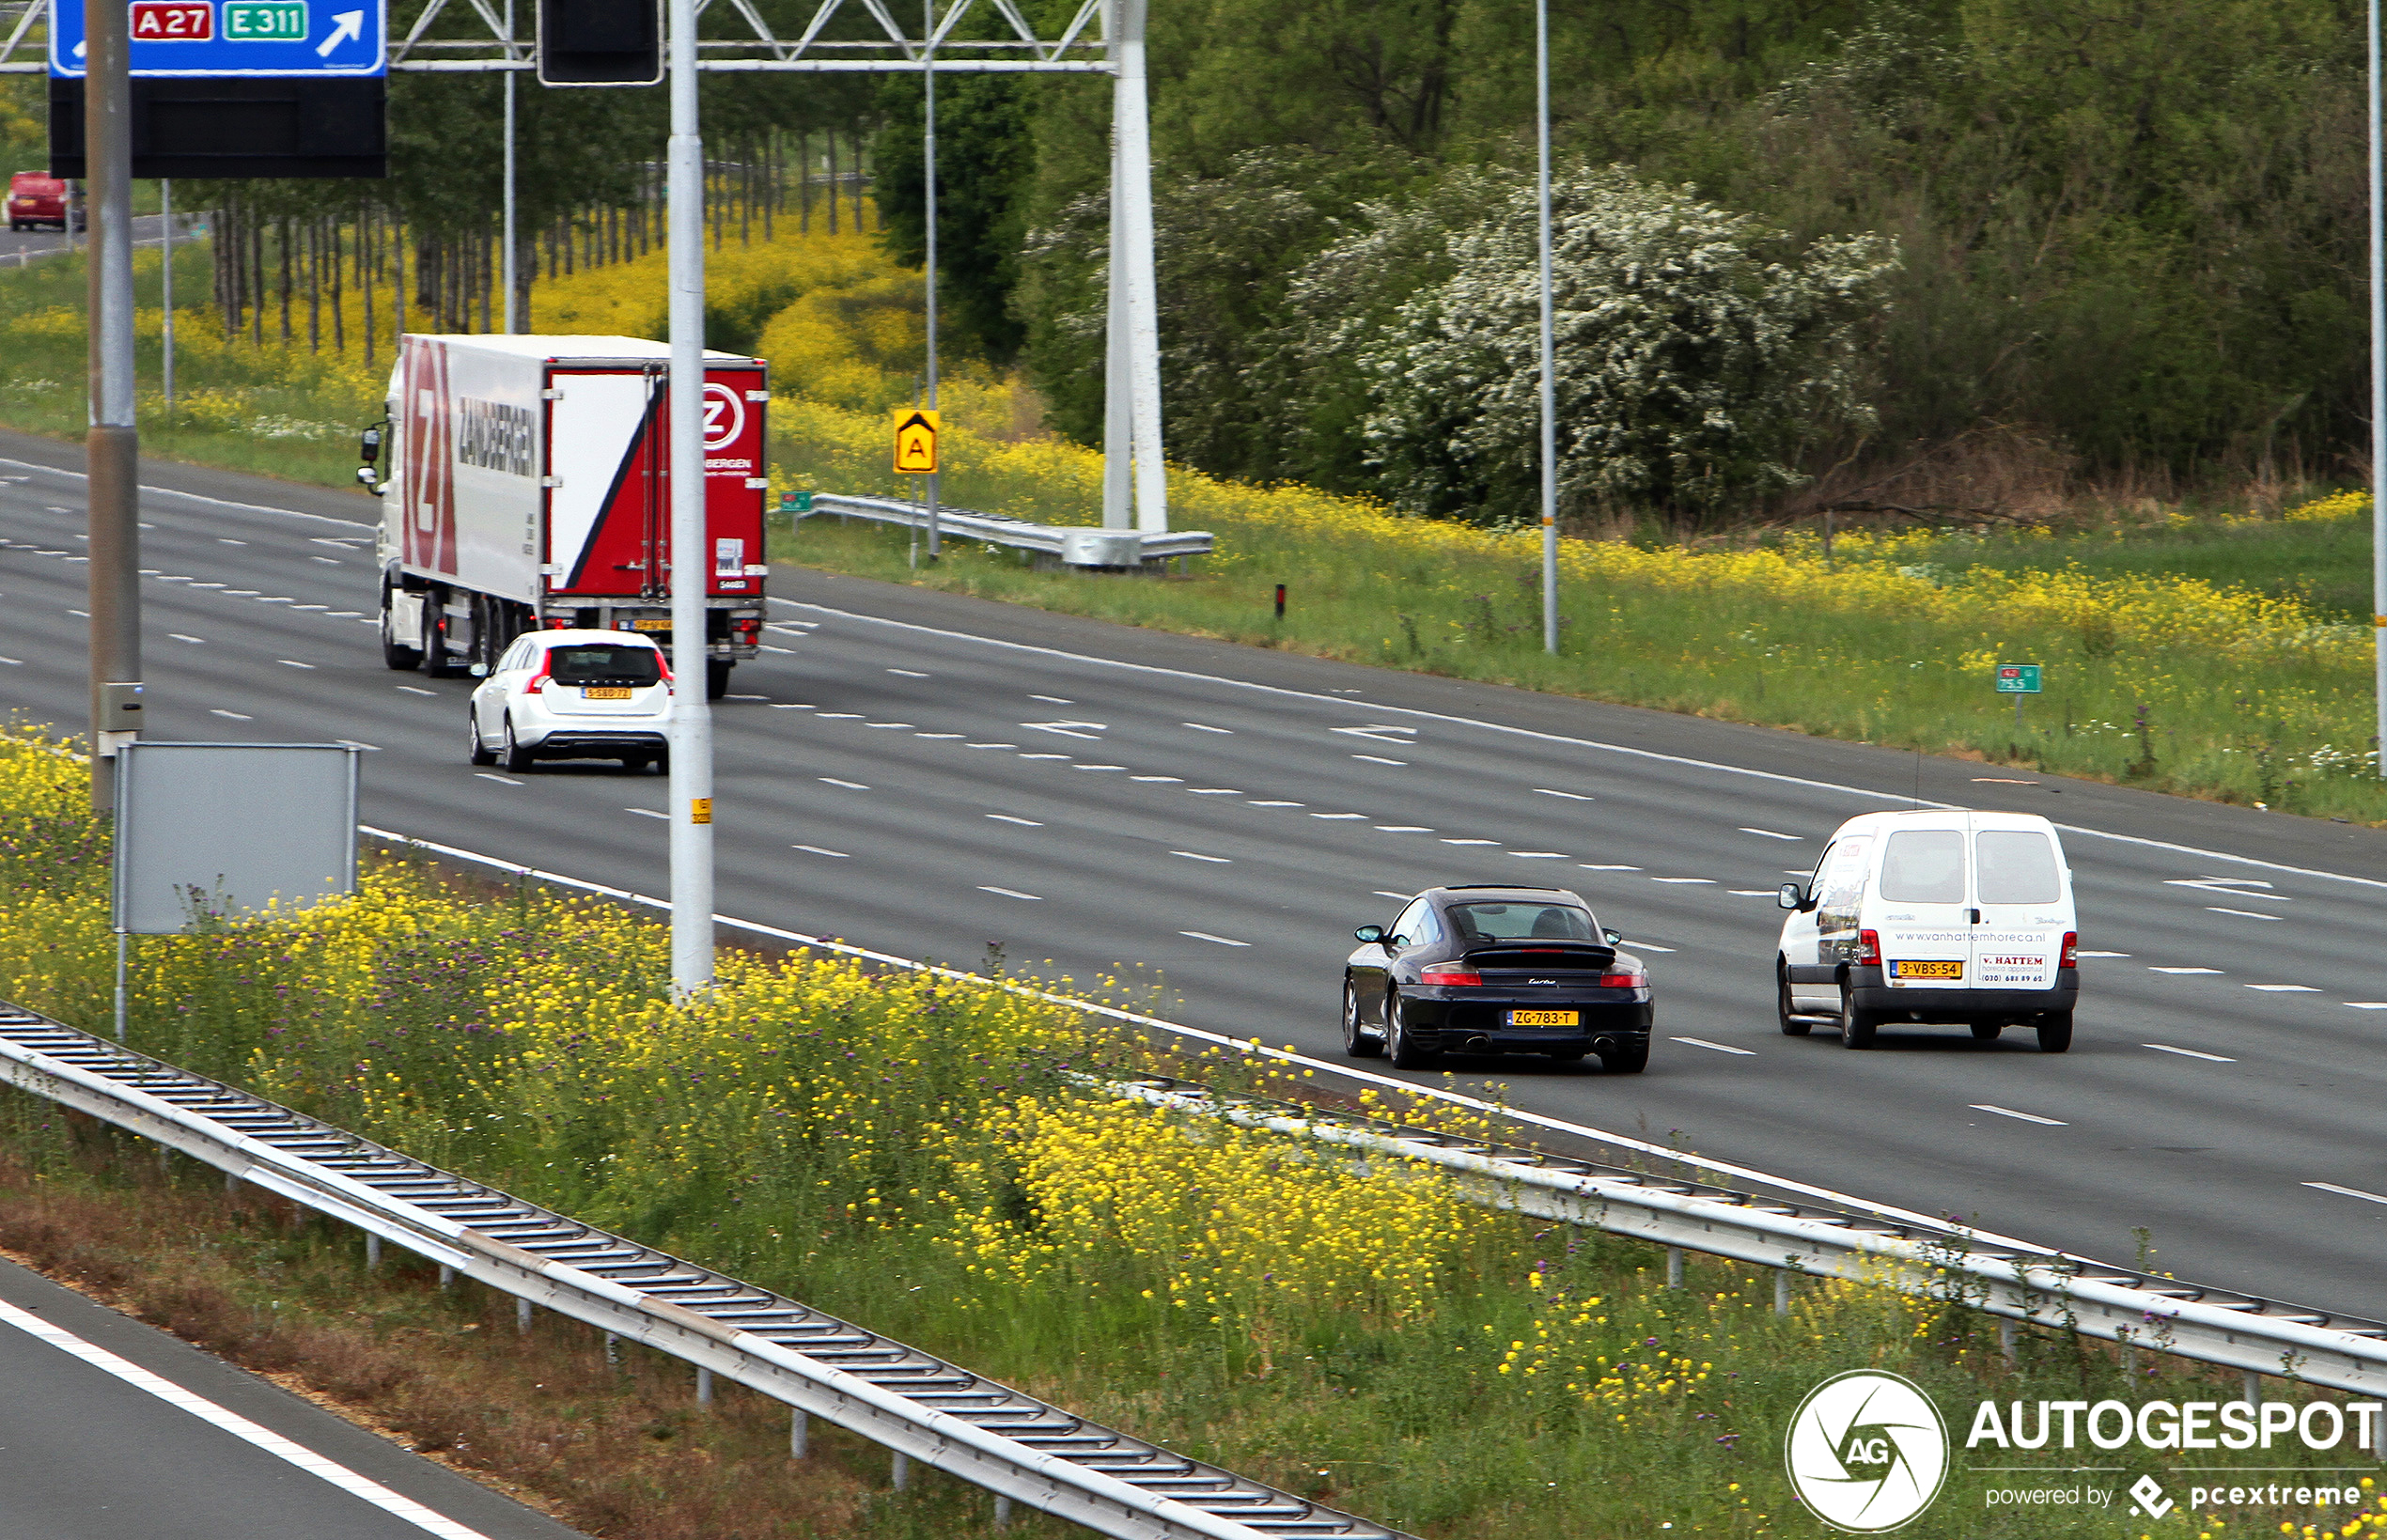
[805,492,1214,568]
[0,1003,1413,1540]
[1109,1077,2387,1404]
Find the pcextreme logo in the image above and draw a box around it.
[1785,1371,1951,1532]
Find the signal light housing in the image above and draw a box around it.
[538,0,663,86]
[1856,929,1882,966]
[2060,931,2079,969]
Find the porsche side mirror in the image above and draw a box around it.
[1354,925,1384,944]
[1603,928,1623,945]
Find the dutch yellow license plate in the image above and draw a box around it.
[1893,959,1964,979]
[584,687,632,700]
[1507,1009,1580,1027]
[633,618,672,631]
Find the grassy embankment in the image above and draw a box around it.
[0,222,2380,821]
[5,731,2377,1539]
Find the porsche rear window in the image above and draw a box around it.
[1447,902,1599,943]
[547,645,661,686]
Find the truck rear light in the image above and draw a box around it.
[547,617,571,630]
[1420,968,1481,987]
[1856,929,1881,965]
[2060,932,2079,969]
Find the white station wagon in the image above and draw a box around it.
[1775,809,2079,1052]
[468,629,672,774]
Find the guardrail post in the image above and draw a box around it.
[993,1493,1012,1529]
[226,1170,238,1195]
[605,1331,620,1369]
[696,1366,713,1407]
[890,1450,910,1491]
[789,1408,808,1457]
[516,1297,532,1334]
[2242,1370,2260,1404]
[438,1265,454,1289]
[365,1233,381,1270]
[1774,1268,1791,1314]
[1665,1246,1683,1288]
[1998,1318,2017,1363]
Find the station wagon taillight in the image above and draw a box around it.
[1420,968,1481,987]
[522,665,550,694]
[1856,929,1881,965]
[2060,931,2079,969]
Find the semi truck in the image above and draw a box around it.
[365,334,770,700]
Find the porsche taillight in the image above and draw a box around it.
[1420,968,1481,987]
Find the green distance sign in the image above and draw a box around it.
[1994,663,2043,694]
[224,2,309,41]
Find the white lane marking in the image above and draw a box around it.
[1651,878,1716,885]
[0,656,16,665]
[294,602,329,610]
[1971,1104,2068,1127]
[1019,753,1070,761]
[1179,930,1250,947]
[1029,693,1073,704]
[155,574,190,582]
[865,722,913,729]
[333,739,382,752]
[1674,1036,1755,1056]
[2167,876,2286,898]
[817,712,861,720]
[1509,851,1568,859]
[1536,787,1595,801]
[2246,984,2319,993]
[1740,827,1802,840]
[2145,1044,2236,1063]
[760,645,797,654]
[277,659,315,669]
[915,732,963,739]
[726,694,771,702]
[819,777,869,789]
[987,814,1043,827]
[2305,1181,2387,1206]
[2149,966,2223,974]
[1374,891,1413,900]
[967,742,1017,749]
[67,606,87,615]
[764,624,810,636]
[625,808,667,820]
[1250,800,1303,807]
[397,685,436,696]
[218,537,247,545]
[1074,764,1127,771]
[772,598,2387,894]
[1619,939,1676,953]
[1312,813,1367,820]
[1728,889,1780,896]
[356,823,2098,1264]
[1352,754,1408,766]
[1442,838,1497,846]
[324,611,361,617]
[1332,724,1416,742]
[1172,850,1231,863]
[1131,775,1183,783]
[1183,722,1232,733]
[1190,787,1242,795]
[772,704,817,710]
[476,773,523,786]
[979,885,1041,901]
[1581,863,1642,871]
[209,708,252,720]
[188,582,224,588]
[887,667,929,677]
[2345,1003,2387,1010]
[0,1298,495,1540]
[2079,950,2130,957]
[256,597,294,604]
[794,845,850,858]
[1375,825,1432,832]
[2208,907,2285,921]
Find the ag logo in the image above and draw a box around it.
[1785,1370,1949,1532]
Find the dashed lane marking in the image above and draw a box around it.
[819,777,870,790]
[2305,1182,2387,1206]
[1536,787,1595,801]
[1352,754,1408,766]
[1179,930,1250,947]
[2149,966,2223,974]
[2246,984,2319,992]
[1172,851,1231,863]
[1183,723,1232,733]
[396,685,434,696]
[1674,1037,1755,1056]
[1971,1104,2068,1127]
[2208,907,2285,922]
[794,845,850,859]
[1740,828,1803,840]
[476,773,523,786]
[987,815,1043,827]
[2145,1044,2236,1062]
[209,708,251,720]
[979,886,1042,901]
[625,809,667,819]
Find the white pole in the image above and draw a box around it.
[2372,0,2386,777]
[1536,0,1558,655]
[159,180,173,410]
[1100,0,1131,531]
[1114,0,1165,534]
[922,0,940,560]
[666,0,714,993]
[502,0,519,333]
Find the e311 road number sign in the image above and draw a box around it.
[50,0,386,76]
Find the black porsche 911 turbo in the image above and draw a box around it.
[1341,885,1653,1073]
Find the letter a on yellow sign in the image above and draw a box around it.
[893,409,940,474]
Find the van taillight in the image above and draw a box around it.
[2060,932,2079,969]
[1856,929,1881,965]
[1420,968,1481,987]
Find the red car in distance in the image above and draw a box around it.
[8,172,81,233]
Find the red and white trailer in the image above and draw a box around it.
[367,334,770,699]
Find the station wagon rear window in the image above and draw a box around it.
[548,645,662,687]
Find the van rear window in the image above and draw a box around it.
[1976,830,2061,904]
[1880,830,1967,904]
[547,645,661,686]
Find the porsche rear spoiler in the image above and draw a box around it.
[1464,942,1616,970]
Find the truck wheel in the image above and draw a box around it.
[2036,1012,2073,1054]
[380,591,423,671]
[1837,988,1878,1050]
[706,659,731,700]
[423,607,466,678]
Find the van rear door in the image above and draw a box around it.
[1969,822,2067,991]
[1873,827,1972,992]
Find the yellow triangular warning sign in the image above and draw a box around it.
[893,409,941,474]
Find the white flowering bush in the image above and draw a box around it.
[1328,166,1896,524]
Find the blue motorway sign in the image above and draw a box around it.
[50,0,386,77]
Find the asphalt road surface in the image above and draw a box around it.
[0,1251,585,1539]
[0,212,183,269]
[1,429,2383,1325]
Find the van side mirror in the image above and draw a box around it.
[1354,925,1384,944]
[359,424,382,465]
[1603,928,1623,945]
[1778,882,1817,912]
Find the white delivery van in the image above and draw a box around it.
[1774,809,2079,1052]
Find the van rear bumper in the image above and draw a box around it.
[1849,967,2078,1019]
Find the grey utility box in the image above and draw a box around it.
[112,741,362,935]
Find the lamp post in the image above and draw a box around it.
[666,0,714,992]
[1536,0,1558,655]
[2372,0,2386,777]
